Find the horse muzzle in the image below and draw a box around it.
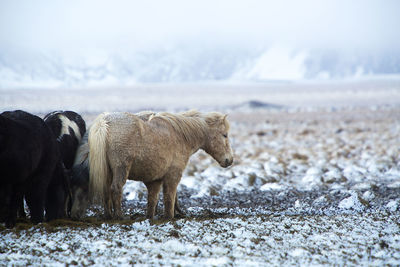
[222,157,233,168]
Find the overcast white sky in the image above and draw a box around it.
[0,0,399,53]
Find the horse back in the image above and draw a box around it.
[105,113,181,181]
[0,110,58,183]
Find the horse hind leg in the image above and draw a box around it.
[25,182,47,225]
[0,186,8,223]
[100,164,114,220]
[144,180,162,220]
[103,188,113,219]
[110,165,129,219]
[17,194,26,219]
[4,185,23,228]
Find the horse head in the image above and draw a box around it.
[68,164,90,219]
[203,113,234,168]
[68,145,90,219]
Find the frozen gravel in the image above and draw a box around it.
[1,213,399,266]
[1,82,400,266]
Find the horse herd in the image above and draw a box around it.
[0,109,233,228]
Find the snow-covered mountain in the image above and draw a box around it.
[1,45,400,88]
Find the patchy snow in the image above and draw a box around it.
[386,200,399,212]
[1,214,399,266]
[1,82,400,265]
[338,192,366,212]
[260,183,283,191]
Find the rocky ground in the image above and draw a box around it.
[1,81,400,266]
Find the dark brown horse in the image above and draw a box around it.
[0,110,66,227]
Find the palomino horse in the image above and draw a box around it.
[69,111,186,219]
[88,110,233,219]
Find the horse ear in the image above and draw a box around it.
[222,114,230,131]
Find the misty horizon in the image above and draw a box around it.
[1,0,400,88]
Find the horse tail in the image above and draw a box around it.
[88,113,110,205]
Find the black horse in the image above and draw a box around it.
[0,110,65,227]
[42,111,86,218]
[44,111,86,169]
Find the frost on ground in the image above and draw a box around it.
[1,214,399,266]
[1,83,400,266]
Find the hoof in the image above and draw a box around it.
[5,221,16,228]
[174,207,185,216]
[174,213,186,219]
[102,214,113,220]
[115,215,130,221]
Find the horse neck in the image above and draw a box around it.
[157,115,208,156]
[183,117,210,156]
[187,129,207,156]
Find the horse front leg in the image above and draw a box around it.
[174,192,185,217]
[144,180,162,220]
[162,173,182,219]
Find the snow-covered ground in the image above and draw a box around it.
[1,81,400,266]
[1,214,399,266]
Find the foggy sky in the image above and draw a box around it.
[1,0,399,53]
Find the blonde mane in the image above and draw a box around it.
[150,110,228,144]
